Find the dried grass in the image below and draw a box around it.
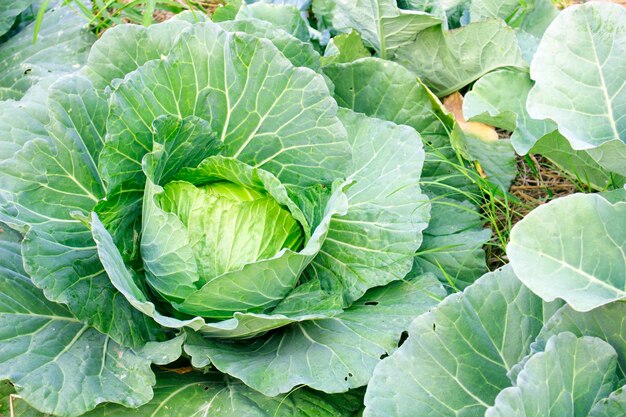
[485,154,585,268]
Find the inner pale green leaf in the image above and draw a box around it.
[158,181,304,282]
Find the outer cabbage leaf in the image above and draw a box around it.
[0,85,48,164]
[321,30,371,66]
[0,4,95,100]
[0,74,163,347]
[312,0,442,59]
[0,0,35,37]
[470,0,558,38]
[533,302,626,379]
[249,0,312,12]
[486,333,619,417]
[463,69,556,155]
[236,3,309,41]
[515,29,541,64]
[324,58,452,146]
[363,266,561,417]
[530,132,626,191]
[526,2,626,174]
[393,19,526,97]
[0,380,43,417]
[323,58,490,286]
[399,0,473,29]
[590,387,626,417]
[462,69,625,188]
[102,22,349,194]
[185,274,444,396]
[508,193,626,312]
[81,371,363,417]
[587,141,626,177]
[307,109,429,304]
[587,140,626,177]
[83,19,193,89]
[0,226,159,417]
[413,199,491,288]
[219,18,321,70]
[449,121,517,192]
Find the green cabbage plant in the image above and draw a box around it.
[0,14,442,417]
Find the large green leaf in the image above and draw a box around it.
[526,3,626,163]
[84,19,193,89]
[313,0,442,59]
[530,132,626,191]
[0,74,162,347]
[363,266,561,417]
[0,0,35,37]
[450,125,518,192]
[587,141,626,177]
[470,0,558,38]
[0,380,44,417]
[534,302,626,379]
[485,333,619,417]
[321,30,371,66]
[82,371,363,417]
[462,68,624,188]
[0,4,95,100]
[103,21,349,195]
[323,57,489,286]
[414,198,491,288]
[393,19,526,97]
[463,69,556,154]
[322,58,471,201]
[0,78,105,228]
[236,3,309,41]
[219,18,321,70]
[184,274,444,396]
[307,109,429,304]
[0,85,48,164]
[324,57,452,145]
[0,226,159,417]
[590,386,626,417]
[508,193,626,312]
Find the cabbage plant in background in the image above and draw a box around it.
[364,190,626,417]
[313,0,626,415]
[0,11,445,417]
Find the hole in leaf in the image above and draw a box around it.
[398,331,409,347]
[364,301,378,306]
